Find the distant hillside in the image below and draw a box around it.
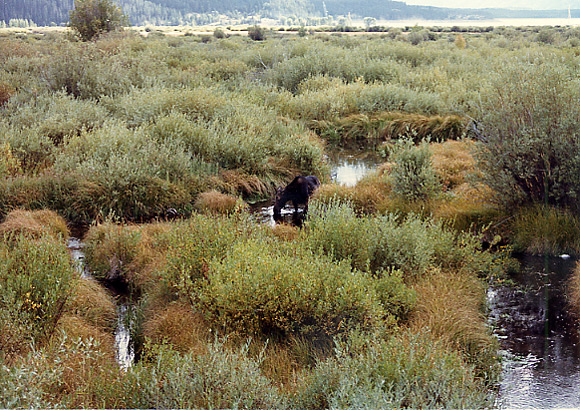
[0,0,573,27]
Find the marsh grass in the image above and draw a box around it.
[64,278,117,332]
[410,269,499,380]
[194,190,248,215]
[0,209,68,240]
[510,204,580,255]
[316,112,467,142]
[142,301,209,354]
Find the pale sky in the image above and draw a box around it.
[403,0,571,10]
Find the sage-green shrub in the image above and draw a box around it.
[199,239,387,337]
[294,331,493,409]
[0,234,76,354]
[388,138,441,202]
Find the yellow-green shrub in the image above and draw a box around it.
[0,234,76,355]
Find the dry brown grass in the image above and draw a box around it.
[194,190,247,215]
[270,223,300,241]
[409,268,497,372]
[0,209,69,240]
[430,140,475,191]
[569,262,580,319]
[143,301,209,354]
[333,112,468,141]
[220,170,269,197]
[47,314,121,409]
[64,278,117,331]
[126,222,173,290]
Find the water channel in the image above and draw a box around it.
[67,237,135,370]
[490,255,580,409]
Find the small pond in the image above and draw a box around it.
[489,255,580,409]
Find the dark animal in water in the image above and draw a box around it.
[273,175,320,222]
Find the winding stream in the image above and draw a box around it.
[67,237,135,370]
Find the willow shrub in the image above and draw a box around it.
[388,138,441,203]
[120,341,283,409]
[161,214,414,338]
[304,200,497,279]
[199,240,387,338]
[0,234,76,356]
[294,330,492,409]
[474,53,580,211]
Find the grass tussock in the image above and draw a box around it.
[510,205,580,255]
[410,269,499,380]
[431,139,475,191]
[63,278,117,332]
[0,209,68,240]
[142,301,209,354]
[316,112,468,142]
[194,190,248,215]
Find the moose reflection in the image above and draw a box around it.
[273,175,320,223]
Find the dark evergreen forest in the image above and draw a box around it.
[0,0,569,27]
[0,0,478,27]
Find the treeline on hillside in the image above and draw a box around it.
[4,0,570,28]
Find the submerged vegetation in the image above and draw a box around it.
[2,23,580,408]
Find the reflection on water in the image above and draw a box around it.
[67,237,90,279]
[489,255,580,409]
[115,303,135,371]
[328,147,383,187]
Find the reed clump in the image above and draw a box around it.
[0,209,68,240]
[510,205,580,255]
[315,112,467,142]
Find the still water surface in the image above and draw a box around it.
[489,255,580,409]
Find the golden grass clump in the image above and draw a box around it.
[430,139,475,191]
[270,223,300,241]
[194,190,248,215]
[409,268,498,376]
[330,112,468,141]
[143,301,209,354]
[46,315,122,409]
[0,209,69,240]
[126,222,173,290]
[311,183,355,204]
[219,170,269,197]
[568,261,580,319]
[510,205,580,255]
[64,278,117,332]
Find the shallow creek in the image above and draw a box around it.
[67,237,135,370]
[490,255,580,409]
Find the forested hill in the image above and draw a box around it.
[0,0,570,27]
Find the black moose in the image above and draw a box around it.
[273,175,320,223]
